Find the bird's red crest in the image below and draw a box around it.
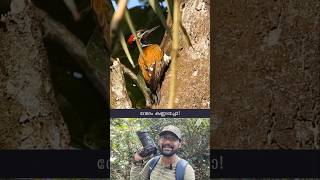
[127,34,135,45]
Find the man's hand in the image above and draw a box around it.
[133,147,144,161]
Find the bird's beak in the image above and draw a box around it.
[141,25,160,39]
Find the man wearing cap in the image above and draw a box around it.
[130,125,195,180]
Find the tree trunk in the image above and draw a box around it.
[157,0,210,109]
[211,0,320,149]
[110,59,132,108]
[0,0,70,149]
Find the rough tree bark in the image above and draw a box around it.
[110,59,132,108]
[211,0,320,149]
[0,0,69,149]
[157,0,210,109]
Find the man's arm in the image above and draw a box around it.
[184,164,195,180]
[130,149,153,180]
[130,158,152,180]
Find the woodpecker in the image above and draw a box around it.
[127,26,171,104]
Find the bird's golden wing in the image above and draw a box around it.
[138,44,163,84]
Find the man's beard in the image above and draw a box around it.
[160,144,178,157]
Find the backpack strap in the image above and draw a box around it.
[148,156,188,180]
[148,155,161,180]
[176,159,188,180]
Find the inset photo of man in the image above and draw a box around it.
[111,118,210,180]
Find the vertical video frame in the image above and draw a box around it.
[110,0,210,179]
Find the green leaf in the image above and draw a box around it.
[148,0,171,35]
[124,9,145,60]
[119,31,135,68]
[165,0,173,18]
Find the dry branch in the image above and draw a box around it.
[110,59,132,108]
[37,8,108,102]
[111,58,153,108]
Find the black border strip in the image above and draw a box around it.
[211,150,320,178]
[0,150,109,178]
